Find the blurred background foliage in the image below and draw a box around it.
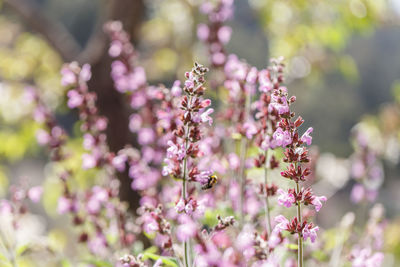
[1,0,400,265]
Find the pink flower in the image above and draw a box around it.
[57,196,72,214]
[258,69,273,92]
[82,153,97,169]
[36,129,50,145]
[224,55,248,81]
[302,224,319,243]
[273,215,289,232]
[166,141,186,160]
[311,195,327,212]
[109,40,123,57]
[171,80,182,96]
[176,214,197,242]
[351,248,384,267]
[67,90,83,108]
[301,127,313,145]
[28,186,43,203]
[143,215,159,233]
[112,154,127,172]
[175,198,185,213]
[61,66,76,86]
[197,24,210,41]
[138,128,155,145]
[129,114,142,133]
[351,184,365,203]
[277,189,295,208]
[83,133,95,150]
[200,108,214,125]
[272,127,292,147]
[96,117,108,131]
[217,26,232,44]
[212,52,226,65]
[227,153,240,170]
[130,91,147,108]
[80,64,92,82]
[269,96,289,114]
[88,233,107,255]
[246,67,258,84]
[243,122,257,139]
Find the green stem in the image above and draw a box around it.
[296,181,303,267]
[239,88,252,225]
[182,133,190,267]
[263,150,272,234]
[182,93,192,267]
[238,136,248,226]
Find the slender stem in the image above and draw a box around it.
[296,181,303,267]
[182,131,190,267]
[182,94,192,267]
[239,89,252,225]
[263,150,272,234]
[238,136,248,225]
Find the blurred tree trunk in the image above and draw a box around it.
[5,0,146,211]
[83,0,145,211]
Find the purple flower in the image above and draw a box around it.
[28,186,43,203]
[351,248,384,267]
[88,233,107,255]
[175,198,185,213]
[130,91,147,108]
[96,117,108,131]
[351,184,365,203]
[36,129,50,145]
[311,195,327,212]
[243,122,257,139]
[200,108,214,126]
[171,80,182,96]
[112,154,127,172]
[57,196,72,214]
[272,127,292,147]
[166,140,186,161]
[82,153,97,169]
[67,90,83,108]
[176,214,197,242]
[277,189,295,208]
[80,64,92,82]
[109,40,123,57]
[258,69,273,92]
[197,24,210,41]
[138,128,155,145]
[129,114,142,133]
[83,133,95,150]
[227,153,240,170]
[302,224,319,243]
[273,215,289,232]
[269,96,289,114]
[217,26,232,44]
[224,54,248,81]
[212,52,226,65]
[301,127,313,146]
[61,66,76,86]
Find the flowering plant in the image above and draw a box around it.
[0,1,395,267]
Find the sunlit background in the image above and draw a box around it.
[1,0,400,265]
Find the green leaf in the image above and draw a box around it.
[286,243,299,250]
[142,252,179,267]
[15,243,30,256]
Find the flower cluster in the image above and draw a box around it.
[349,125,384,203]
[62,62,111,170]
[197,0,234,67]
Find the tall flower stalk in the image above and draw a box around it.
[163,62,213,267]
[265,58,327,266]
